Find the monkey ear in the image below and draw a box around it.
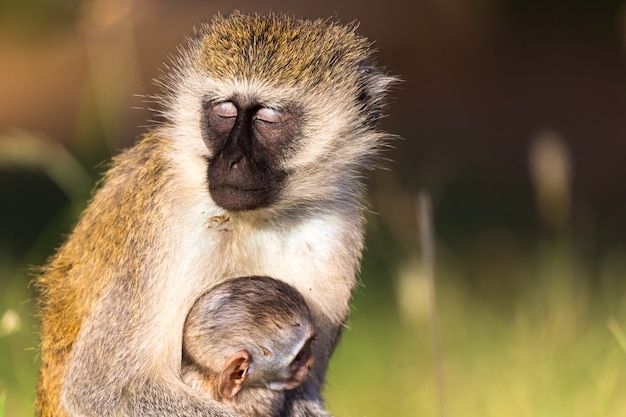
[357,61,396,129]
[219,350,250,399]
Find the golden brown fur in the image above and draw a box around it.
[36,136,174,416]
[36,11,395,417]
[195,13,371,87]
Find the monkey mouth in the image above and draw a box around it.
[208,184,275,211]
[213,185,265,193]
[211,184,267,199]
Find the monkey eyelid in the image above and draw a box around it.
[212,101,237,118]
[254,107,283,124]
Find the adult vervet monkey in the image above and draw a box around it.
[182,276,316,417]
[36,11,396,417]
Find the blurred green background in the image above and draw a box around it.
[1,0,626,416]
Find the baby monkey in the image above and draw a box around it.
[182,276,316,417]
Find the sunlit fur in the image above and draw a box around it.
[36,12,395,417]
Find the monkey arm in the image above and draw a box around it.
[60,282,243,417]
[122,379,240,417]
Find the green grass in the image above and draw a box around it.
[1,391,7,417]
[0,261,38,417]
[324,241,626,417]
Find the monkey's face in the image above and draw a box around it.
[272,333,315,390]
[201,98,299,210]
[162,13,395,212]
[247,326,315,392]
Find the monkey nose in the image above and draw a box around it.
[228,154,245,170]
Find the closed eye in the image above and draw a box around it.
[254,107,283,124]
[213,101,237,118]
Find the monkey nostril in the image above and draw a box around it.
[229,156,245,170]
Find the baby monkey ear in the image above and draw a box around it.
[219,350,250,399]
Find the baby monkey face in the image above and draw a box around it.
[264,328,315,391]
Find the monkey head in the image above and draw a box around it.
[161,12,395,212]
[183,276,317,401]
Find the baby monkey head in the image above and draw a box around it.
[183,276,316,401]
[216,276,316,399]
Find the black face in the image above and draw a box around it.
[202,99,298,211]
